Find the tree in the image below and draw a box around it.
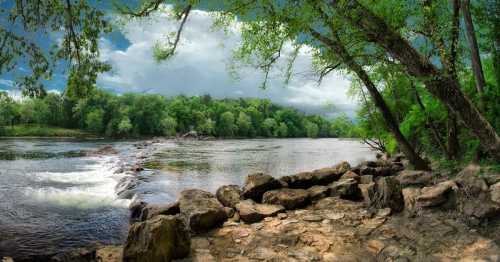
[304,121,319,138]
[276,122,288,138]
[236,112,253,137]
[219,111,236,137]
[262,118,278,137]
[85,108,104,133]
[161,115,178,136]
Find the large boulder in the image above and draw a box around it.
[123,215,190,262]
[358,182,375,205]
[216,185,242,208]
[307,185,330,201]
[329,178,362,200]
[262,188,310,210]
[178,189,227,233]
[241,173,282,201]
[138,202,180,222]
[372,176,404,212]
[235,199,285,223]
[280,161,351,189]
[396,170,433,186]
[402,187,422,213]
[454,166,500,219]
[416,181,458,208]
[340,170,360,182]
[491,182,500,204]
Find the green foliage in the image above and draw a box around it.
[0,91,352,139]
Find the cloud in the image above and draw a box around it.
[98,8,358,117]
[0,79,14,88]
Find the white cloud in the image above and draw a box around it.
[98,8,358,117]
[0,79,14,88]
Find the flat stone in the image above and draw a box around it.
[307,185,330,201]
[416,180,458,208]
[280,161,351,189]
[329,178,362,200]
[235,199,285,223]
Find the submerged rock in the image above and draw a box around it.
[216,185,242,208]
[179,189,227,233]
[241,173,282,202]
[123,215,190,262]
[262,188,310,210]
[235,199,285,223]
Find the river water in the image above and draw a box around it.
[0,138,375,259]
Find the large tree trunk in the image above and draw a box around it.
[333,0,500,162]
[462,0,486,101]
[311,29,430,170]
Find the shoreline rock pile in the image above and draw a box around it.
[123,155,500,261]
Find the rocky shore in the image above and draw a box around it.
[116,154,500,261]
[3,147,500,261]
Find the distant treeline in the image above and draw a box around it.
[0,90,356,138]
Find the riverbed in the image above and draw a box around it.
[0,138,375,259]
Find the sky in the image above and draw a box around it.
[0,5,358,118]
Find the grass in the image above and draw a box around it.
[0,124,94,138]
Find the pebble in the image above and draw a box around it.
[278,213,288,220]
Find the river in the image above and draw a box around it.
[0,138,375,259]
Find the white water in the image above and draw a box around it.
[25,155,130,209]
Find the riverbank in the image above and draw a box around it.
[2,141,499,261]
[51,152,500,261]
[0,125,93,138]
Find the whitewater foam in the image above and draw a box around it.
[24,155,131,209]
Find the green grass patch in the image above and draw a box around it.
[0,124,94,138]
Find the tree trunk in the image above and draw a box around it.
[413,84,449,158]
[311,29,430,170]
[462,0,486,102]
[333,0,500,162]
[447,109,460,159]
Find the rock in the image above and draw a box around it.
[307,185,330,201]
[262,188,310,210]
[373,177,404,212]
[280,161,350,189]
[376,208,392,217]
[340,170,360,182]
[129,200,147,222]
[85,145,118,156]
[216,185,242,208]
[402,187,422,212]
[1,258,13,262]
[396,170,433,186]
[138,202,180,221]
[241,173,282,201]
[223,207,235,218]
[123,215,190,262]
[360,175,374,184]
[454,167,500,219]
[235,199,285,223]
[359,182,376,205]
[416,180,458,208]
[179,189,227,233]
[51,248,96,262]
[329,178,362,200]
[96,245,123,262]
[491,182,500,204]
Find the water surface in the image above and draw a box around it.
[0,138,375,259]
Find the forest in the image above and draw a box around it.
[0,0,499,169]
[0,90,355,138]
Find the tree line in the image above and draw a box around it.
[0,90,356,138]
